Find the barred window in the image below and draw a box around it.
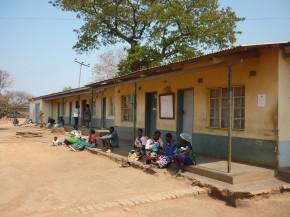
[121,95,134,122]
[108,97,115,116]
[209,87,245,130]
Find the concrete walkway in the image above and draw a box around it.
[86,145,290,205]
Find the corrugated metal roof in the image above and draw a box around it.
[33,41,290,99]
[87,41,290,88]
[32,86,91,100]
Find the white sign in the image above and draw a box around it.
[160,94,174,119]
[258,94,266,107]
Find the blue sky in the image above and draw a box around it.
[0,0,290,96]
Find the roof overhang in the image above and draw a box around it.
[32,87,91,101]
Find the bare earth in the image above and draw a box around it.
[0,120,290,217]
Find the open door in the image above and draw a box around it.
[177,89,194,140]
[34,103,40,123]
[145,92,157,137]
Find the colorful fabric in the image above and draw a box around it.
[163,143,177,156]
[145,138,162,150]
[175,142,196,165]
[178,155,192,165]
[128,150,141,161]
[71,139,95,150]
[151,143,159,153]
[64,135,80,144]
[134,136,146,148]
[88,134,97,144]
[157,155,171,168]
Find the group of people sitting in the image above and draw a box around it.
[46,116,64,128]
[56,126,119,152]
[52,125,195,173]
[129,129,196,173]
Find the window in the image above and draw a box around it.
[121,95,134,122]
[108,97,115,116]
[209,86,245,130]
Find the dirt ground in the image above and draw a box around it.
[0,120,290,217]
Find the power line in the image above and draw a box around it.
[246,17,290,21]
[0,16,75,21]
[0,16,290,21]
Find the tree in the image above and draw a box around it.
[93,48,127,80]
[51,0,243,74]
[7,91,32,107]
[63,86,72,91]
[0,69,13,94]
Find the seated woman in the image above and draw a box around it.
[145,130,163,164]
[54,116,64,128]
[46,117,55,128]
[134,128,146,153]
[175,133,196,173]
[156,133,177,168]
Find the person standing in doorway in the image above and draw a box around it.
[83,104,91,128]
[73,103,80,130]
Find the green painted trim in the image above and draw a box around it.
[279,141,290,168]
[192,133,276,168]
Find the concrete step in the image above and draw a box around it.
[278,167,290,181]
[186,164,275,184]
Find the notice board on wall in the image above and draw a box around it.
[258,94,266,107]
[159,93,175,119]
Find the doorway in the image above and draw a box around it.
[101,97,106,128]
[145,92,157,137]
[69,102,72,125]
[34,103,40,123]
[177,89,194,140]
[57,103,60,119]
[81,100,87,126]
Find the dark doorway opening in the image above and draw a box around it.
[145,92,157,137]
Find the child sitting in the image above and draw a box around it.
[52,136,62,146]
[88,129,97,146]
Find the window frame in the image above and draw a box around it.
[121,95,134,122]
[108,96,115,116]
[208,86,245,130]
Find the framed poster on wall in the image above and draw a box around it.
[159,93,175,119]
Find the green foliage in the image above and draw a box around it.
[62,86,72,91]
[117,45,162,76]
[51,0,243,75]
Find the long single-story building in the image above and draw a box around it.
[30,42,290,172]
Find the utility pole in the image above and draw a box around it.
[227,64,233,173]
[74,59,90,87]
